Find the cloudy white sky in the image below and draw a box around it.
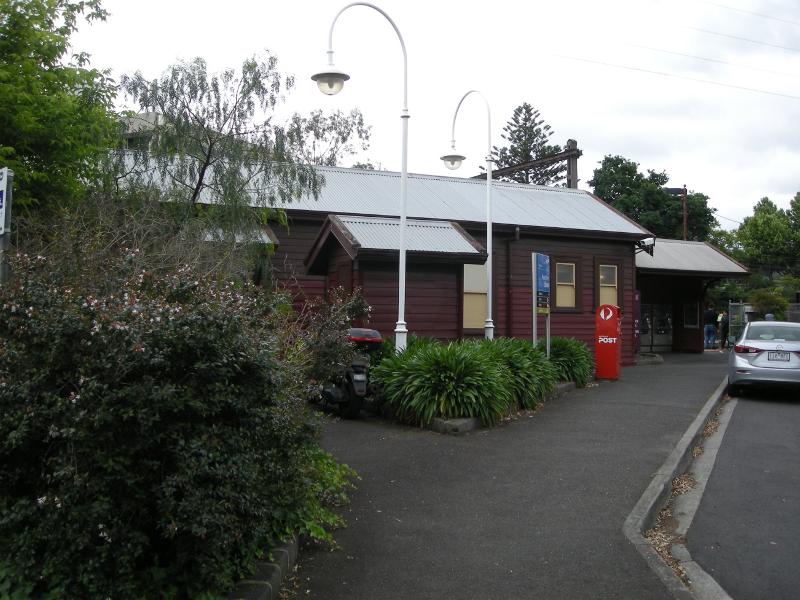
[73,0,800,229]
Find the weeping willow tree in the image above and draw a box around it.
[117,53,322,283]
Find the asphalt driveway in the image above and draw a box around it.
[296,352,729,599]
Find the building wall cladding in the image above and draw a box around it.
[272,218,327,304]
[357,261,462,341]
[476,229,637,366]
[271,214,639,365]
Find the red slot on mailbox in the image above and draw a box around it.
[595,304,621,380]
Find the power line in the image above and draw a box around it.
[700,1,800,28]
[555,54,800,101]
[715,213,742,225]
[630,44,797,78]
[688,26,800,53]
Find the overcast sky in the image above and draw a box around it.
[73,0,800,229]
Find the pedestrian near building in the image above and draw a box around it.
[719,310,730,351]
[703,305,717,350]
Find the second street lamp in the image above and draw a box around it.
[441,90,494,340]
[311,2,410,352]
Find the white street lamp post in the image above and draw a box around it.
[440,90,494,340]
[312,2,410,352]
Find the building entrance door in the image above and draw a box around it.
[640,304,673,352]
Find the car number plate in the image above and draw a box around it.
[767,351,790,361]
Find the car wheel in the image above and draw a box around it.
[727,383,741,397]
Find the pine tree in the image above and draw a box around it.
[492,103,565,186]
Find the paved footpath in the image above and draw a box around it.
[297,353,728,600]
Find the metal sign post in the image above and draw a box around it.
[532,253,551,355]
[0,168,12,284]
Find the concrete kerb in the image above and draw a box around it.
[668,398,737,600]
[429,381,577,435]
[228,536,299,600]
[622,377,729,600]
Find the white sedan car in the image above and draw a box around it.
[728,320,800,395]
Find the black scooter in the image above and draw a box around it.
[320,327,382,418]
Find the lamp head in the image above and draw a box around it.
[311,66,350,96]
[440,150,466,171]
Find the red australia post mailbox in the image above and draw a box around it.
[595,304,622,380]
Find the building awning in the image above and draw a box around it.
[305,214,486,274]
[636,239,748,277]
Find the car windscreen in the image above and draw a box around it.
[746,324,800,342]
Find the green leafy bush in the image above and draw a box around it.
[372,341,513,426]
[478,338,556,409]
[0,255,354,600]
[540,336,594,387]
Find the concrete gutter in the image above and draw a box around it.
[623,377,733,600]
[228,536,298,600]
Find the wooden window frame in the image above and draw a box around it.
[550,256,582,313]
[462,263,488,330]
[594,259,622,309]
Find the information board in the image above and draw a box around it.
[533,253,550,315]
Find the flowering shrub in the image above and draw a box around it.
[0,253,356,599]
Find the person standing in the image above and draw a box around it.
[719,310,730,351]
[703,305,717,350]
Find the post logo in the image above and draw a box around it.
[599,307,613,321]
[598,336,617,344]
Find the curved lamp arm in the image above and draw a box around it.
[447,90,492,163]
[316,3,411,351]
[325,2,408,112]
[443,90,495,340]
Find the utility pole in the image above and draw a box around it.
[682,184,688,241]
[664,185,689,240]
[0,168,12,284]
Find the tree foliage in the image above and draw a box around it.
[121,55,320,221]
[707,193,800,307]
[0,0,118,211]
[589,155,718,240]
[492,103,565,186]
[284,108,371,166]
[736,198,791,274]
[735,196,798,277]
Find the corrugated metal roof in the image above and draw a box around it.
[636,239,747,274]
[336,215,480,254]
[286,166,650,237]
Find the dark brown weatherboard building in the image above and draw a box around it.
[267,166,653,366]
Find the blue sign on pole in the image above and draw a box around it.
[536,254,550,294]
[533,253,551,315]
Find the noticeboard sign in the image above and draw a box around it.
[533,253,550,313]
[536,253,550,294]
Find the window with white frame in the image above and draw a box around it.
[555,262,576,308]
[599,264,618,306]
[463,263,487,329]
